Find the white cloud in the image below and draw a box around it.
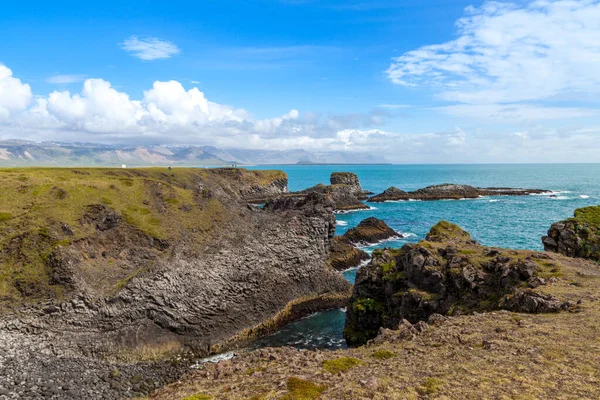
[2,63,600,162]
[121,36,180,60]
[46,74,87,84]
[387,0,600,105]
[439,103,600,121]
[0,64,32,121]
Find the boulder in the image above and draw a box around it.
[343,217,400,245]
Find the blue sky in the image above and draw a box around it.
[1,0,600,162]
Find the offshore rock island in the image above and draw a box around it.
[368,183,550,202]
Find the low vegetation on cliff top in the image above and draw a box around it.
[572,205,600,226]
[0,167,286,306]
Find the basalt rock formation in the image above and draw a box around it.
[343,217,401,245]
[328,237,370,271]
[344,221,579,346]
[329,172,372,200]
[368,183,549,202]
[299,172,370,211]
[150,218,600,400]
[0,168,351,399]
[543,205,600,261]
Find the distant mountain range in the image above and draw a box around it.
[0,140,382,167]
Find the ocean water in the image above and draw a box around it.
[247,164,600,350]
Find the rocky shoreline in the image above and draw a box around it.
[0,168,581,399]
[149,212,600,399]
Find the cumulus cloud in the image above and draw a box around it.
[0,65,32,121]
[2,62,600,163]
[121,36,180,60]
[0,64,392,151]
[386,0,600,118]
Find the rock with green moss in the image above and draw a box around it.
[343,217,401,245]
[345,221,570,346]
[543,206,600,261]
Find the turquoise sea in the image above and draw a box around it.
[246,164,600,350]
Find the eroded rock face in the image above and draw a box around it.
[330,172,367,200]
[343,217,400,245]
[368,184,549,202]
[543,206,600,261]
[344,221,570,346]
[299,173,369,211]
[0,168,351,399]
[328,237,370,271]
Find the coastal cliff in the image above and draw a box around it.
[0,168,351,399]
[152,219,600,400]
[543,205,600,261]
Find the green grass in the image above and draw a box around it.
[322,357,362,374]
[0,212,12,222]
[573,206,600,226]
[282,377,326,400]
[182,394,212,400]
[426,220,471,241]
[352,298,383,314]
[417,378,444,395]
[0,167,286,306]
[371,350,397,360]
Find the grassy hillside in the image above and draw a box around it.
[0,167,286,306]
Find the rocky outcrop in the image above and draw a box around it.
[330,172,370,200]
[343,217,400,245]
[299,173,369,211]
[328,237,370,271]
[344,221,575,346]
[368,184,549,202]
[543,205,600,261]
[0,168,351,399]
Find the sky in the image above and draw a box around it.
[1,0,600,163]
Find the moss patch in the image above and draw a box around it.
[0,212,12,222]
[573,206,600,226]
[282,377,326,400]
[417,378,444,395]
[322,357,362,374]
[372,350,397,360]
[182,394,212,400]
